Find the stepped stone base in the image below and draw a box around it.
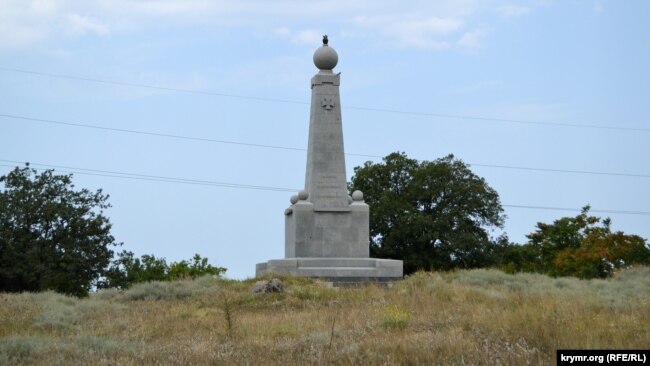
[256,257,403,283]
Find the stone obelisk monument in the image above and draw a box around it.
[256,36,403,282]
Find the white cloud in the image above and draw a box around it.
[0,0,44,46]
[354,15,463,49]
[30,0,58,13]
[497,5,531,19]
[0,0,508,51]
[274,27,291,37]
[46,48,73,60]
[458,28,488,52]
[392,17,463,35]
[292,30,322,45]
[66,14,109,36]
[0,24,44,47]
[453,79,501,94]
[273,27,324,45]
[593,1,605,14]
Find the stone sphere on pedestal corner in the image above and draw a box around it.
[313,36,338,71]
[298,190,309,201]
[352,190,364,201]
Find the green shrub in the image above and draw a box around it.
[381,305,410,330]
[290,283,337,302]
[32,292,78,331]
[122,280,193,301]
[72,335,134,356]
[0,335,52,363]
[0,334,134,364]
[100,252,227,290]
[91,287,122,301]
[168,254,226,280]
[121,275,221,301]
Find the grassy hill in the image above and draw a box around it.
[1,267,648,365]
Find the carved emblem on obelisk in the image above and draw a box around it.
[321,97,335,110]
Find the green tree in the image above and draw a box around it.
[526,206,650,278]
[99,252,226,289]
[349,152,506,273]
[168,254,227,280]
[495,241,540,274]
[100,251,169,289]
[0,165,119,296]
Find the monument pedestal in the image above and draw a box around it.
[256,258,403,283]
[257,196,403,282]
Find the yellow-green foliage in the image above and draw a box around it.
[1,268,648,365]
[381,305,410,330]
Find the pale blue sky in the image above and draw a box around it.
[1,0,648,279]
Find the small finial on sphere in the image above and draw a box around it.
[313,35,338,70]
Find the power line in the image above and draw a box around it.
[2,66,649,133]
[0,66,307,106]
[469,163,650,179]
[503,204,650,216]
[1,161,649,216]
[0,113,323,155]
[2,113,649,178]
[0,162,297,193]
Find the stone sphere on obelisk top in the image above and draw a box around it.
[313,35,338,71]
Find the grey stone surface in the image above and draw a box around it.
[351,190,364,201]
[284,200,369,258]
[304,70,349,212]
[256,36,403,281]
[251,278,284,293]
[256,258,403,281]
[298,190,309,201]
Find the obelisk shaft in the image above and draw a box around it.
[304,70,350,212]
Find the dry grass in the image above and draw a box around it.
[1,267,648,365]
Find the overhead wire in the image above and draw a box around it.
[2,67,649,217]
[1,113,649,178]
[2,66,649,133]
[1,161,649,216]
[0,162,297,192]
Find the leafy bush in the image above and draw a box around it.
[290,283,337,302]
[511,206,650,279]
[30,291,126,331]
[121,274,221,301]
[168,254,226,280]
[0,335,134,364]
[32,292,78,331]
[101,252,226,289]
[0,336,52,362]
[121,280,194,301]
[381,305,410,330]
[72,335,133,356]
